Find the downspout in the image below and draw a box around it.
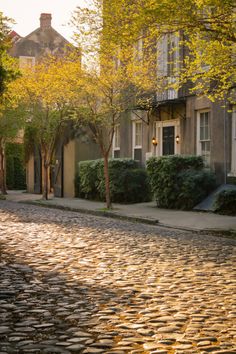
[223,97,227,184]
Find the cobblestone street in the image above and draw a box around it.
[0,201,235,354]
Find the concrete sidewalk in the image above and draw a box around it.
[4,190,236,232]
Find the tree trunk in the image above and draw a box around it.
[42,152,49,200]
[0,138,7,195]
[103,154,112,209]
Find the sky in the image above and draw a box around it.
[0,0,86,42]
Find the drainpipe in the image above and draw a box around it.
[223,97,227,184]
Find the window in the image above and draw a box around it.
[112,124,120,158]
[167,33,180,77]
[197,111,211,166]
[132,120,142,161]
[19,56,35,69]
[168,39,176,76]
[134,121,142,147]
[114,125,120,149]
[134,31,143,62]
[113,46,121,70]
[157,34,179,100]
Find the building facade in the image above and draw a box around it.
[11,14,235,198]
[112,34,235,185]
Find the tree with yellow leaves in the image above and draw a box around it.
[72,6,157,209]
[137,0,236,101]
[140,0,236,101]
[72,0,236,102]
[0,12,22,195]
[73,59,140,209]
[11,53,82,200]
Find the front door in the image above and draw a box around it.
[230,108,236,176]
[163,126,175,155]
[34,146,42,194]
[53,144,64,197]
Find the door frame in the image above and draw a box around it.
[162,125,175,155]
[154,119,180,157]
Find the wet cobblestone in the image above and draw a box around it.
[0,201,236,354]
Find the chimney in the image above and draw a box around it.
[40,13,52,29]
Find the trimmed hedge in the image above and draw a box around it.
[177,169,216,210]
[6,143,26,190]
[214,189,236,216]
[76,158,151,203]
[96,158,139,202]
[77,160,100,200]
[118,169,151,203]
[147,155,216,210]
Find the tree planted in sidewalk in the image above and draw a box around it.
[12,54,82,200]
[71,3,157,209]
[72,63,132,209]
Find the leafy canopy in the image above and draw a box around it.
[0,12,22,140]
[71,0,236,102]
[9,53,82,147]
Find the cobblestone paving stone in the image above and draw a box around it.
[0,201,236,354]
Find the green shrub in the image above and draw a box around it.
[97,158,139,201]
[214,189,236,216]
[120,168,151,203]
[77,158,151,203]
[177,170,216,210]
[77,160,100,200]
[147,155,216,210]
[6,143,26,190]
[227,176,236,185]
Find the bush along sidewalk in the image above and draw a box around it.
[75,158,152,203]
[6,143,26,190]
[147,155,216,210]
[214,189,236,216]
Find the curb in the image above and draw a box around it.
[19,200,160,226]
[13,199,236,239]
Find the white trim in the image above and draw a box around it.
[132,120,142,159]
[135,37,143,61]
[112,124,120,158]
[196,110,211,166]
[19,56,35,68]
[154,119,180,157]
